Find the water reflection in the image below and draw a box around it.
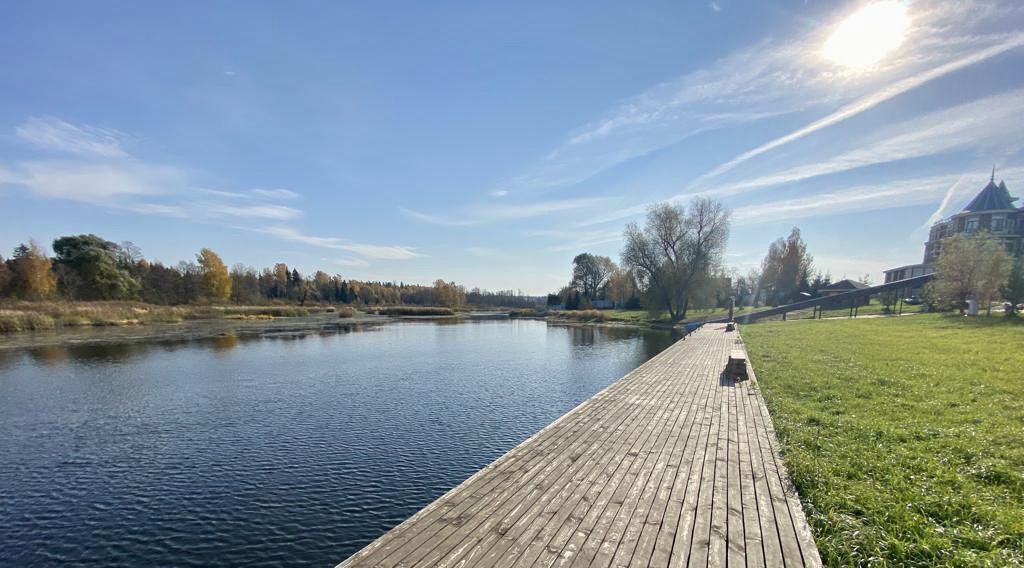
[26,344,69,365]
[211,333,240,352]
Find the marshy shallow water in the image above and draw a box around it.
[0,320,675,567]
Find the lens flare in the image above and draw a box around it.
[823,1,909,68]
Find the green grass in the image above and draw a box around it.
[742,315,1024,567]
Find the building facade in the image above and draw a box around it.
[884,174,1023,286]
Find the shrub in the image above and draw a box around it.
[550,309,606,322]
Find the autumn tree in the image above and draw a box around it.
[621,198,730,321]
[759,228,813,305]
[930,233,1012,314]
[10,241,57,300]
[433,279,465,307]
[197,248,231,302]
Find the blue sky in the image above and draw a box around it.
[2,1,1023,294]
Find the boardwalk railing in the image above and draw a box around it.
[707,274,935,324]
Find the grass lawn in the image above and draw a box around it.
[742,315,1024,567]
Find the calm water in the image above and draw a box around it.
[0,320,675,567]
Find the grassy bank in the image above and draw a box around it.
[548,306,757,327]
[742,315,1024,566]
[0,301,323,333]
[368,306,455,317]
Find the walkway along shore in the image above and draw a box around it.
[337,323,821,567]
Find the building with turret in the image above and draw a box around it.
[883,172,1023,286]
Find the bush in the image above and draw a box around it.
[550,309,606,322]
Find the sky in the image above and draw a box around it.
[2,0,1023,295]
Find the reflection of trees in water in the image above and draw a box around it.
[211,334,240,352]
[0,349,16,371]
[66,343,149,363]
[564,324,677,361]
[27,345,69,365]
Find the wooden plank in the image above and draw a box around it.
[516,352,694,568]
[726,382,747,567]
[666,338,725,568]
[736,379,765,568]
[644,346,718,567]
[617,347,717,567]
[739,379,785,567]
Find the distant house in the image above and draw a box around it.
[818,279,870,297]
[882,171,1022,297]
[816,279,871,306]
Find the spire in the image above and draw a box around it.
[991,164,996,183]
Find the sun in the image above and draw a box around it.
[823,1,909,69]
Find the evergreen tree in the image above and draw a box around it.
[52,234,140,300]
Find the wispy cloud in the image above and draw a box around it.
[15,116,129,158]
[693,32,1024,186]
[250,188,299,200]
[733,167,1024,226]
[526,227,623,252]
[691,87,1024,199]
[258,226,422,260]
[403,196,606,226]
[465,246,498,257]
[203,203,303,220]
[2,161,183,202]
[2,118,308,224]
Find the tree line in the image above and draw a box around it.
[0,234,541,308]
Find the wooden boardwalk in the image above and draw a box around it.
[337,323,820,567]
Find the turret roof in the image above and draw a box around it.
[963,179,1018,212]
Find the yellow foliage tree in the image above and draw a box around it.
[10,241,57,300]
[197,248,232,302]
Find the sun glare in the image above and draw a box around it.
[823,1,909,69]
